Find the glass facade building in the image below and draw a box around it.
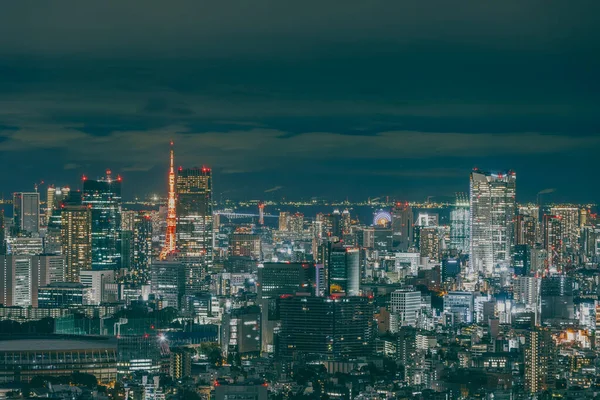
[469,170,516,277]
[82,173,122,270]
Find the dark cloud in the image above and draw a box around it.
[0,1,598,202]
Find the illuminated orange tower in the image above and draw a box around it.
[160,141,177,260]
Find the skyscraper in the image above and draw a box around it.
[82,171,122,270]
[449,193,470,253]
[525,328,555,394]
[176,167,213,286]
[13,192,40,235]
[543,215,562,270]
[469,170,516,277]
[61,202,92,282]
[550,206,580,259]
[392,202,414,252]
[327,243,360,296]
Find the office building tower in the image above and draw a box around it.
[419,227,441,262]
[13,192,40,235]
[514,276,539,310]
[222,305,262,360]
[257,262,322,352]
[373,227,394,252]
[328,243,360,296]
[443,291,474,324]
[515,214,537,247]
[258,262,320,300]
[82,171,122,270]
[525,328,556,394]
[150,260,184,309]
[450,194,470,253]
[120,230,133,269]
[512,244,531,275]
[34,254,66,284]
[540,275,574,323]
[45,187,70,255]
[543,215,562,270]
[277,295,373,359]
[80,270,115,305]
[550,206,581,256]
[132,214,153,283]
[61,203,92,282]
[229,233,261,260]
[469,170,516,276]
[176,167,213,292]
[0,254,63,307]
[392,202,414,252]
[390,288,421,331]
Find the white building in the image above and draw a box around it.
[390,288,421,332]
[80,270,115,305]
[469,170,516,277]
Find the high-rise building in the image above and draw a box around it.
[390,288,421,331]
[132,214,153,283]
[45,187,70,255]
[82,172,122,270]
[392,202,414,252]
[176,167,213,291]
[0,254,63,307]
[449,194,470,253]
[512,244,531,275]
[525,328,555,394]
[277,295,373,359]
[61,202,92,282]
[419,227,441,262]
[514,275,539,310]
[327,243,360,296]
[257,262,322,352]
[543,215,562,270]
[150,260,184,309]
[540,275,574,323]
[469,170,516,276]
[13,192,40,235]
[515,214,537,247]
[550,206,580,257]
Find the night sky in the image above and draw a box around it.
[0,1,598,203]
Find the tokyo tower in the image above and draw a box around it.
[159,141,177,260]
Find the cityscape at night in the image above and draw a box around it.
[1,1,600,400]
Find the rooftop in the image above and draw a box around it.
[0,337,117,352]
